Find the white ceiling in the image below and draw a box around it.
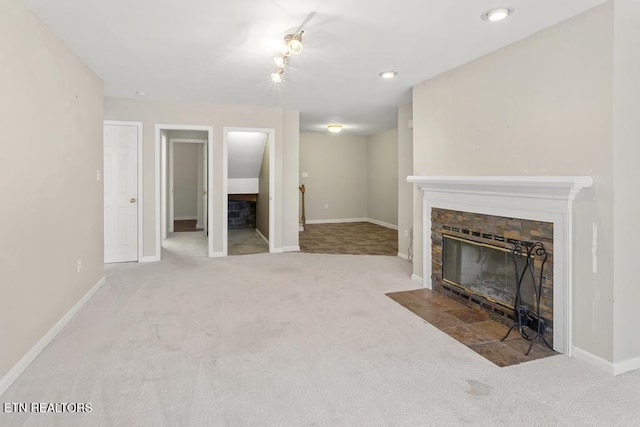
[24,0,607,135]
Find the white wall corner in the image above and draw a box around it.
[0,276,106,396]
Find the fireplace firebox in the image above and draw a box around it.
[431,208,554,346]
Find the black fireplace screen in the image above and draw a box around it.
[442,235,534,308]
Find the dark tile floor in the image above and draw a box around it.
[174,220,203,232]
[300,222,397,256]
[386,288,557,367]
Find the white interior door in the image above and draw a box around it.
[104,124,138,263]
[203,143,208,237]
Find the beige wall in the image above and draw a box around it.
[612,0,640,364]
[397,104,414,259]
[256,137,270,239]
[412,3,615,360]
[0,0,103,383]
[103,98,299,255]
[282,111,300,249]
[300,133,369,221]
[367,130,398,226]
[173,143,199,219]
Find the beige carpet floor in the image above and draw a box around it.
[2,238,640,425]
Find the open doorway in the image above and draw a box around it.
[157,125,213,258]
[224,128,275,255]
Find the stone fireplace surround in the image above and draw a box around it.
[407,176,593,356]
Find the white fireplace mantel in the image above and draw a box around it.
[407,175,593,356]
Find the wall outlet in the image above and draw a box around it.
[76,258,82,273]
[301,172,309,178]
[324,204,329,209]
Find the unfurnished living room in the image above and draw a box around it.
[2,0,640,425]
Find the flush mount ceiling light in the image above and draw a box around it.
[327,124,343,133]
[379,71,398,79]
[270,12,315,83]
[481,7,514,22]
[135,91,147,96]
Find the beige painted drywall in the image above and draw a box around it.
[412,3,615,360]
[103,98,299,255]
[257,137,270,239]
[299,133,369,221]
[0,0,103,382]
[173,143,199,219]
[282,111,300,249]
[397,104,414,260]
[612,0,640,364]
[367,130,398,226]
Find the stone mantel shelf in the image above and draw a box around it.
[406,176,594,201]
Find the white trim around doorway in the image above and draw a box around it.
[155,124,214,259]
[223,127,276,255]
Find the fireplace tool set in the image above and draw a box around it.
[501,241,553,355]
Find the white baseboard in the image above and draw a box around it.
[305,218,398,230]
[613,356,640,376]
[411,274,426,287]
[255,229,269,244]
[270,248,283,254]
[140,256,160,262]
[573,346,640,376]
[282,246,300,252]
[299,225,304,232]
[306,218,369,225]
[0,276,106,396]
[174,216,197,221]
[196,222,203,229]
[367,218,399,230]
[397,252,409,260]
[209,251,226,258]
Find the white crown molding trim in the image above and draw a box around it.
[0,276,106,396]
[407,175,593,357]
[140,256,160,263]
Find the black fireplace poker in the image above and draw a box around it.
[501,240,553,355]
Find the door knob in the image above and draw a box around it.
[130,198,136,203]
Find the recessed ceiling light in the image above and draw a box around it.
[327,124,343,133]
[379,71,398,79]
[481,7,514,22]
[135,91,147,96]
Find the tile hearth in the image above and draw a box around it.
[386,288,557,367]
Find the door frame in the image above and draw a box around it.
[168,138,207,235]
[223,127,276,255]
[103,120,143,262]
[155,124,214,259]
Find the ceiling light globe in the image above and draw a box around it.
[289,39,303,54]
[274,56,285,67]
[327,124,343,133]
[482,7,513,22]
[379,71,398,79]
[271,72,282,83]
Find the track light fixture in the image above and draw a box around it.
[270,31,304,83]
